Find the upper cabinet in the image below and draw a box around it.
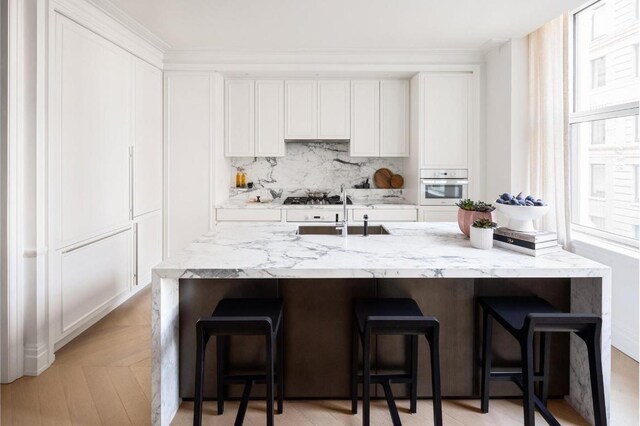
[285,80,318,139]
[284,80,350,140]
[422,74,469,169]
[350,79,409,157]
[318,80,350,139]
[225,79,286,157]
[350,80,380,156]
[133,59,163,217]
[380,80,409,157]
[225,79,255,156]
[255,80,285,157]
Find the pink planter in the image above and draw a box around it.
[457,209,493,238]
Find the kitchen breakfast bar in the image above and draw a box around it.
[151,222,610,426]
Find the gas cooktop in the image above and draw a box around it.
[283,195,353,205]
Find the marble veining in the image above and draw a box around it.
[229,142,404,197]
[154,222,608,279]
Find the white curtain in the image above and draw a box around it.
[528,14,572,248]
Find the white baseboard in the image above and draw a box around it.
[612,325,639,361]
[24,343,50,376]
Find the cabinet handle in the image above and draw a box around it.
[313,215,321,219]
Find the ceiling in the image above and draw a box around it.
[104,0,585,51]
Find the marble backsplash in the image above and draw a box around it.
[230,142,404,197]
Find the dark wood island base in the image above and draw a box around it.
[178,278,571,401]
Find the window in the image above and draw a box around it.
[591,57,606,88]
[571,0,640,246]
[634,164,639,203]
[590,164,606,197]
[591,120,605,144]
[590,216,606,229]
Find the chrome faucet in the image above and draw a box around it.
[336,184,348,237]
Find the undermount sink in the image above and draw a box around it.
[296,225,391,235]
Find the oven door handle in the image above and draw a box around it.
[421,179,469,185]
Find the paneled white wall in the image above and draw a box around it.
[48,12,163,348]
[165,73,217,257]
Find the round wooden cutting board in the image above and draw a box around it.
[390,174,404,189]
[374,168,393,188]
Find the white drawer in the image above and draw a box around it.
[420,207,458,222]
[351,208,417,222]
[216,208,282,222]
[286,209,344,222]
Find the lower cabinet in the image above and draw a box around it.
[351,208,417,222]
[58,229,132,338]
[135,212,162,287]
[216,208,282,222]
[420,207,458,222]
[286,209,344,222]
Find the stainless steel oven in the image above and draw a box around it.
[420,169,468,206]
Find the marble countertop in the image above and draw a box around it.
[216,199,418,209]
[153,222,609,280]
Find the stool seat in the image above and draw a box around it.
[212,298,283,331]
[353,298,423,335]
[478,296,560,334]
[478,295,606,426]
[351,298,442,426]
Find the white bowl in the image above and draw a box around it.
[495,203,550,232]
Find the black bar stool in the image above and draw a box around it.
[478,296,607,426]
[193,298,284,426]
[351,298,443,426]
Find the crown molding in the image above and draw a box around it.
[163,47,486,71]
[82,0,171,51]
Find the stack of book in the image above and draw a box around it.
[493,228,561,256]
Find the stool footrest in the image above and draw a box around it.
[356,373,413,385]
[490,371,545,382]
[223,374,280,385]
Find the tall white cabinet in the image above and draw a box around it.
[421,74,470,169]
[49,14,163,347]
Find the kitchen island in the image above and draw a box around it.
[152,222,610,426]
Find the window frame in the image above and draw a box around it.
[569,0,640,248]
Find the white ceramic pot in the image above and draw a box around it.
[470,226,494,250]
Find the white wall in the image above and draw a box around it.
[573,240,639,360]
[484,39,529,206]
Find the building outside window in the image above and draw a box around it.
[571,0,640,247]
[591,120,606,144]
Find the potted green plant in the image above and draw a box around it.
[456,199,495,237]
[470,218,497,249]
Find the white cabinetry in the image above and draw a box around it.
[351,208,417,222]
[225,79,255,156]
[225,79,285,157]
[285,80,350,140]
[285,80,317,139]
[350,80,409,157]
[350,80,380,156]
[216,208,282,222]
[135,212,162,286]
[420,207,458,222]
[133,59,163,217]
[380,80,409,157]
[255,80,285,156]
[318,80,350,139]
[422,74,469,169]
[286,209,344,222]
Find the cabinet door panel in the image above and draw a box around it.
[255,80,285,157]
[136,213,162,286]
[133,59,163,217]
[60,230,131,334]
[350,80,380,157]
[285,80,317,139]
[225,80,255,156]
[318,80,350,139]
[380,80,409,157]
[57,16,132,245]
[422,74,469,168]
